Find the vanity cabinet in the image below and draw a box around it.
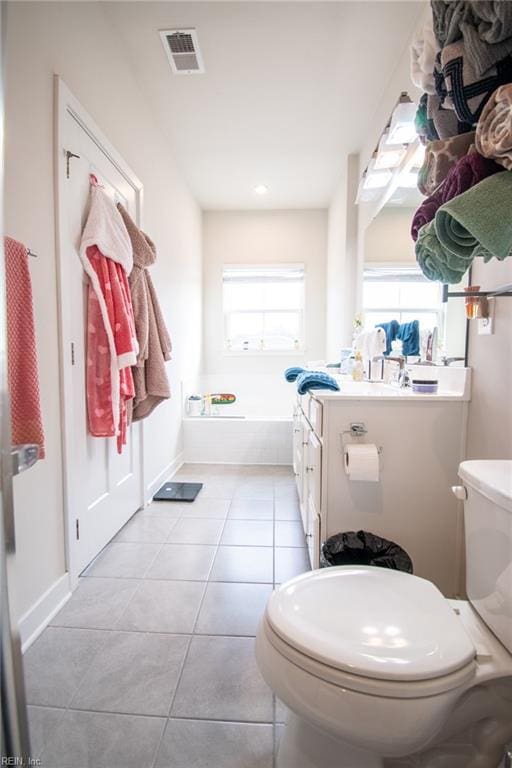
[304,429,322,567]
[292,408,305,511]
[293,386,469,597]
[294,400,322,568]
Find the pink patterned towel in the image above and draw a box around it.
[4,236,45,459]
[80,183,137,453]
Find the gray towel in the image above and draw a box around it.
[431,0,466,47]
[432,1,512,77]
[462,2,512,76]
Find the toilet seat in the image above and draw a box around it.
[262,613,476,699]
[266,566,476,691]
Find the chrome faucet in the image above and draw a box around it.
[371,355,410,388]
[386,355,410,388]
[440,356,465,367]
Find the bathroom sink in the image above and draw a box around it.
[309,369,471,401]
[335,380,399,396]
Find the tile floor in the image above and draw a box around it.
[24,464,310,768]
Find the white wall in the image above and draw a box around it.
[202,210,327,374]
[326,154,359,356]
[4,2,202,623]
[467,258,512,459]
[364,207,417,263]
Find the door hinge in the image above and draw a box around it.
[75,519,80,540]
[71,342,75,365]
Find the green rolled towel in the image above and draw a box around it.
[415,220,478,284]
[435,171,512,261]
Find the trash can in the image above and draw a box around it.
[321,530,413,573]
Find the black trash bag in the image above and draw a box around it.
[321,530,413,574]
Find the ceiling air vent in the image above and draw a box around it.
[160,29,205,75]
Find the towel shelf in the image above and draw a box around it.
[442,283,512,302]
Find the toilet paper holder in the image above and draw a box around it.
[340,423,383,454]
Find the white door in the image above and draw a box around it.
[56,80,143,583]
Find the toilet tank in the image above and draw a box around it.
[458,460,512,653]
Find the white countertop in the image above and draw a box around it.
[302,368,471,402]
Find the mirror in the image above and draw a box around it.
[363,183,468,364]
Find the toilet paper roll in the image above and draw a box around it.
[344,443,379,482]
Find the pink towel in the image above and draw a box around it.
[80,182,138,453]
[4,237,45,459]
[86,246,137,453]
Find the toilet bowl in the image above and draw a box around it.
[256,460,512,768]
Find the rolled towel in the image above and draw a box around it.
[415,220,478,284]
[431,1,466,49]
[426,92,471,140]
[435,170,512,262]
[410,18,439,95]
[460,3,512,78]
[476,84,512,170]
[411,187,445,243]
[417,131,475,196]
[284,366,305,383]
[411,151,501,241]
[432,1,512,77]
[415,94,439,144]
[296,371,340,396]
[440,40,512,126]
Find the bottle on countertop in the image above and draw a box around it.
[352,351,364,382]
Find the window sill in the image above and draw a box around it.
[222,349,305,357]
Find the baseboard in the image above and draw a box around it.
[19,573,72,653]
[145,451,184,503]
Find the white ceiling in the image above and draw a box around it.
[105,2,424,210]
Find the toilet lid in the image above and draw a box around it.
[267,566,475,682]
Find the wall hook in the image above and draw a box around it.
[65,150,80,179]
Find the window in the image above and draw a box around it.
[223,264,305,352]
[362,265,443,336]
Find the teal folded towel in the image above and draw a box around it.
[284,366,305,383]
[296,371,340,395]
[435,171,512,261]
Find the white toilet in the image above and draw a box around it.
[256,460,512,768]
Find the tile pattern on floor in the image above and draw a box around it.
[25,464,309,768]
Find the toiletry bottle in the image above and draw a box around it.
[352,351,364,382]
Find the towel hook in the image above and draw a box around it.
[65,150,80,179]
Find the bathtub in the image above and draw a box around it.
[182,373,294,465]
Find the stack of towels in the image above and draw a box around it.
[410,5,512,284]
